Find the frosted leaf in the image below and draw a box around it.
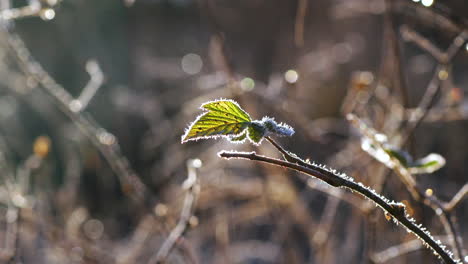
[247,122,266,144]
[182,99,294,145]
[182,99,252,143]
[228,131,248,143]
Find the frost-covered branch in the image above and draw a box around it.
[348,114,464,259]
[218,150,460,264]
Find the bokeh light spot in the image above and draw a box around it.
[189,215,199,227]
[155,203,168,217]
[425,188,433,196]
[98,131,116,146]
[12,192,27,208]
[47,0,59,5]
[83,219,104,240]
[181,53,203,75]
[284,70,299,84]
[421,0,434,7]
[34,136,51,158]
[190,158,202,168]
[240,77,255,91]
[40,9,55,21]
[438,70,449,80]
[69,100,83,113]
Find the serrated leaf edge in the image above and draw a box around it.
[181,98,252,143]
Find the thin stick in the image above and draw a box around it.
[400,28,468,146]
[0,206,18,262]
[70,59,105,113]
[400,63,445,147]
[371,236,451,263]
[1,27,149,203]
[294,0,308,47]
[388,1,410,109]
[149,160,201,264]
[444,184,468,212]
[265,137,298,163]
[400,25,445,62]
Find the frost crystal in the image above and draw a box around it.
[261,117,295,137]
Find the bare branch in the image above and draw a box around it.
[0,0,59,21]
[1,27,149,203]
[0,206,18,262]
[400,25,445,62]
[69,60,105,113]
[371,236,451,263]
[294,0,308,47]
[443,184,468,212]
[149,159,202,264]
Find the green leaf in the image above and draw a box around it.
[408,153,446,174]
[384,147,413,167]
[229,132,247,143]
[182,99,252,143]
[247,123,266,144]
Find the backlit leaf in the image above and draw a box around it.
[384,147,413,167]
[408,153,446,174]
[247,123,266,144]
[182,99,252,143]
[229,132,247,143]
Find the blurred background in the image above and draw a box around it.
[0,0,467,263]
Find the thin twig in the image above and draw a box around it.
[0,206,18,262]
[400,26,468,64]
[0,0,61,21]
[149,159,201,264]
[388,1,410,109]
[371,236,451,263]
[400,28,468,146]
[400,25,445,62]
[294,0,308,47]
[0,1,41,20]
[395,0,466,32]
[70,59,105,113]
[265,136,298,163]
[1,26,149,203]
[443,184,468,212]
[312,194,341,246]
[0,139,19,261]
[116,215,156,264]
[401,64,445,146]
[218,150,459,264]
